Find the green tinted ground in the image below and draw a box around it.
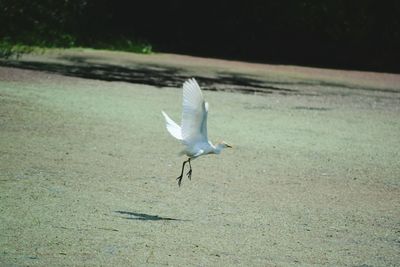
[0,50,399,266]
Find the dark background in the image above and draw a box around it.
[1,0,399,73]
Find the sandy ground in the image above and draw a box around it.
[0,50,399,266]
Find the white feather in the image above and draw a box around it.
[161,111,182,140]
[181,78,209,144]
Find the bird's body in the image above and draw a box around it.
[162,78,231,186]
[183,141,228,158]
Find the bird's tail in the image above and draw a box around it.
[161,111,183,140]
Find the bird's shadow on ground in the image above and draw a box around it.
[114,210,186,221]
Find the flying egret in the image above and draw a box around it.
[162,78,232,186]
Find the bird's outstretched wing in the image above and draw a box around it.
[161,111,182,140]
[181,78,209,144]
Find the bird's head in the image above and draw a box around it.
[215,141,233,153]
[220,141,233,149]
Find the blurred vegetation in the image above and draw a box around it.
[0,39,37,59]
[0,0,152,58]
[0,0,399,72]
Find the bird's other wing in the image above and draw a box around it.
[162,111,183,140]
[181,78,209,144]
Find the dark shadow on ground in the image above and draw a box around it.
[0,56,299,95]
[1,55,397,95]
[114,210,184,221]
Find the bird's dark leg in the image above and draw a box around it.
[176,159,189,187]
[186,158,192,180]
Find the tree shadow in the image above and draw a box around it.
[0,55,299,95]
[2,55,393,96]
[114,210,185,221]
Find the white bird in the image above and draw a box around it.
[162,78,232,186]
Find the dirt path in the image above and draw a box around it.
[1,50,399,266]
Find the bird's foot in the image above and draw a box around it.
[176,175,183,187]
[186,169,192,180]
